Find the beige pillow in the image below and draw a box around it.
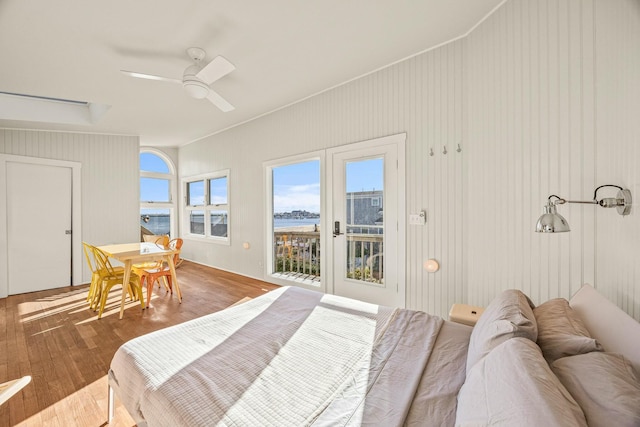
[534,298,602,362]
[465,289,537,374]
[552,352,640,427]
[457,338,587,426]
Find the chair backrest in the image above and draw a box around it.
[168,238,183,265]
[143,234,170,248]
[0,376,31,406]
[91,246,120,279]
[82,242,97,274]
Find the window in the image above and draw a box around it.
[184,171,229,241]
[140,150,175,236]
[267,158,321,286]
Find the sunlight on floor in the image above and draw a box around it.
[15,375,135,427]
[17,285,157,325]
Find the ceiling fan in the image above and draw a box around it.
[121,47,236,112]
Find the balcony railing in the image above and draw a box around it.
[273,231,320,283]
[273,225,384,284]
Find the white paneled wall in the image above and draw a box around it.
[181,41,466,318]
[467,0,597,306]
[180,0,639,320]
[593,0,640,320]
[466,0,640,319]
[0,129,140,284]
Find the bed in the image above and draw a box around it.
[107,284,640,426]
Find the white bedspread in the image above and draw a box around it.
[109,286,445,426]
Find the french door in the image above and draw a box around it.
[328,134,405,307]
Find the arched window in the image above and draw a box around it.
[140,149,176,237]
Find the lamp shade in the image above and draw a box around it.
[535,202,570,233]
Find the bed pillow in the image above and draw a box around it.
[465,289,537,374]
[456,338,587,426]
[533,298,602,362]
[551,352,640,427]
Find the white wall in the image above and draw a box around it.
[180,40,467,318]
[593,0,640,319]
[0,129,140,284]
[466,0,640,319]
[179,0,640,320]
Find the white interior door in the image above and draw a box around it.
[7,162,72,294]
[330,135,405,307]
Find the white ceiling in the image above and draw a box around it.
[0,0,502,147]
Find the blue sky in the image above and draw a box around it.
[141,153,384,214]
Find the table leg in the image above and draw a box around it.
[119,260,132,319]
[166,255,182,302]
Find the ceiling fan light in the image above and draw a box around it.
[183,80,209,99]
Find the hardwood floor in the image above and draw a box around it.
[0,261,278,427]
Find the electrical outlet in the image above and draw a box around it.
[409,210,426,225]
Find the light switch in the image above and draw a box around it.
[409,210,426,225]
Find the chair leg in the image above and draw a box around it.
[146,277,153,309]
[97,284,112,319]
[166,275,173,294]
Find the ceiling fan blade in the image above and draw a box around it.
[206,89,235,112]
[120,70,181,84]
[196,56,235,85]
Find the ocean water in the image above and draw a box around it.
[141,214,320,233]
[274,218,320,229]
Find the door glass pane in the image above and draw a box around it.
[190,210,205,235]
[210,211,228,237]
[140,177,170,202]
[272,160,321,283]
[140,208,170,236]
[345,158,384,284]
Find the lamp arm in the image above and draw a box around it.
[547,195,597,205]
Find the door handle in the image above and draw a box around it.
[65,230,72,235]
[333,221,344,237]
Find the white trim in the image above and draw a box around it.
[326,133,406,307]
[180,169,231,245]
[0,154,82,298]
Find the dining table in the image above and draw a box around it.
[96,242,182,319]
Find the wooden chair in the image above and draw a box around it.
[92,246,144,319]
[143,234,169,247]
[0,376,31,407]
[83,242,124,310]
[133,238,183,308]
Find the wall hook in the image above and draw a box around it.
[442,146,448,155]
[429,147,434,157]
[457,144,462,153]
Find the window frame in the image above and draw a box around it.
[139,148,176,237]
[182,169,230,244]
[264,152,324,290]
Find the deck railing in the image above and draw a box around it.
[273,225,384,284]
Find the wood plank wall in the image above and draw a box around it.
[181,41,467,318]
[466,0,640,319]
[0,129,140,284]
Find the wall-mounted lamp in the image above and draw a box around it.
[535,185,632,233]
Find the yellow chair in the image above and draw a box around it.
[92,246,144,319]
[83,242,125,310]
[133,238,183,308]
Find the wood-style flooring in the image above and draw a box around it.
[0,261,279,427]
